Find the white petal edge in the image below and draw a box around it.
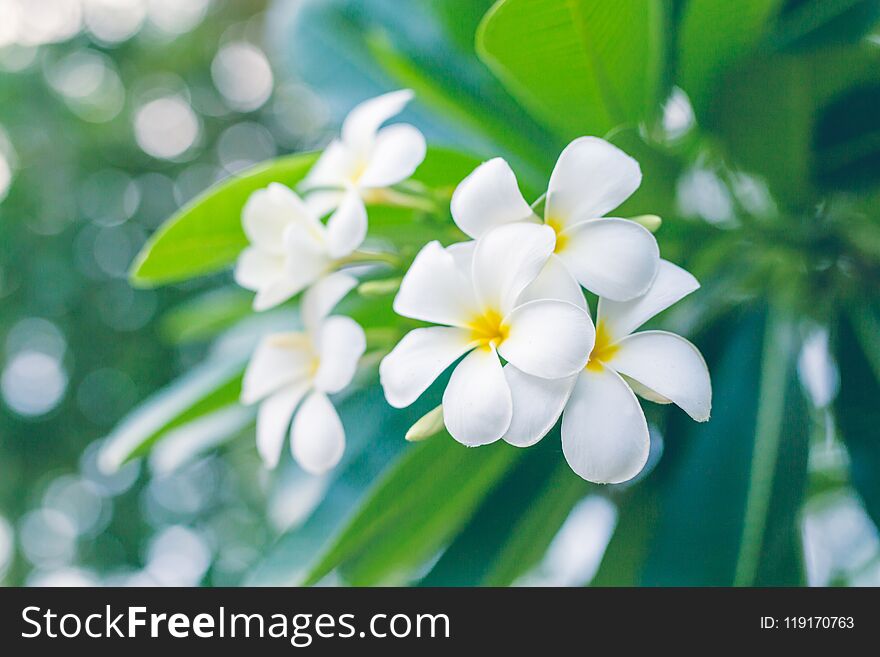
[442,347,512,446]
[450,158,536,239]
[341,89,414,156]
[242,183,314,254]
[234,247,284,292]
[301,272,358,335]
[256,383,309,469]
[472,222,555,315]
[609,330,711,422]
[545,136,641,229]
[241,333,314,404]
[314,316,367,394]
[516,253,587,310]
[290,391,346,475]
[379,327,473,408]
[358,124,426,189]
[558,218,659,302]
[499,299,594,378]
[561,367,650,484]
[302,140,359,190]
[597,259,700,339]
[502,365,576,447]
[393,241,479,327]
[325,188,367,258]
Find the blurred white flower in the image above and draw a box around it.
[502,260,711,484]
[241,273,365,474]
[234,182,366,311]
[302,89,426,226]
[451,137,659,301]
[380,223,594,446]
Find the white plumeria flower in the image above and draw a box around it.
[303,89,427,222]
[451,136,660,301]
[240,273,366,474]
[234,182,366,311]
[502,260,712,484]
[380,222,595,446]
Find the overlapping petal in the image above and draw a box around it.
[499,299,594,378]
[451,158,535,239]
[241,333,314,404]
[516,254,587,310]
[610,331,711,422]
[256,383,310,469]
[242,183,315,254]
[442,347,512,446]
[325,188,367,258]
[358,124,426,189]
[314,316,366,394]
[557,218,659,301]
[379,327,473,408]
[561,367,650,484]
[301,272,358,335]
[234,247,284,292]
[545,136,641,229]
[341,89,414,155]
[502,366,575,447]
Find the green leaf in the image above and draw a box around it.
[97,356,247,472]
[477,0,666,138]
[130,153,318,287]
[677,0,784,114]
[302,435,520,586]
[834,303,880,530]
[640,309,811,586]
[770,0,880,52]
[420,436,589,586]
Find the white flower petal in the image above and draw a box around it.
[499,300,594,378]
[314,316,366,394]
[473,222,555,315]
[234,247,284,292]
[325,188,367,258]
[358,124,426,189]
[597,259,700,339]
[561,367,650,484]
[290,391,346,475]
[241,333,314,404]
[305,189,345,218]
[442,347,511,446]
[380,327,473,408]
[546,136,641,228]
[516,253,587,310]
[557,218,659,301]
[253,278,312,312]
[622,375,672,404]
[502,365,576,447]
[610,331,711,422]
[303,139,360,190]
[256,383,309,469]
[450,158,536,239]
[301,272,358,334]
[393,241,479,326]
[341,89,414,155]
[242,183,314,253]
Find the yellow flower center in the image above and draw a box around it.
[545,217,568,254]
[586,321,619,372]
[467,308,510,350]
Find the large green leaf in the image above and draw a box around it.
[770,0,880,52]
[130,153,318,287]
[635,309,810,586]
[677,0,784,113]
[477,0,666,138]
[834,303,880,530]
[302,435,520,585]
[420,435,590,586]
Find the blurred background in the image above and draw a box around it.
[0,0,878,587]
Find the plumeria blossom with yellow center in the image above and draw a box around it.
[240,273,366,475]
[234,182,368,311]
[451,136,660,301]
[379,222,595,446]
[302,89,428,222]
[502,260,712,484]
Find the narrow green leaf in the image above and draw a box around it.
[834,303,880,531]
[130,153,318,287]
[477,0,666,138]
[303,435,520,586]
[677,0,784,113]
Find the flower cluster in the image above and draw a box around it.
[380,137,711,483]
[237,90,426,473]
[235,90,712,484]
